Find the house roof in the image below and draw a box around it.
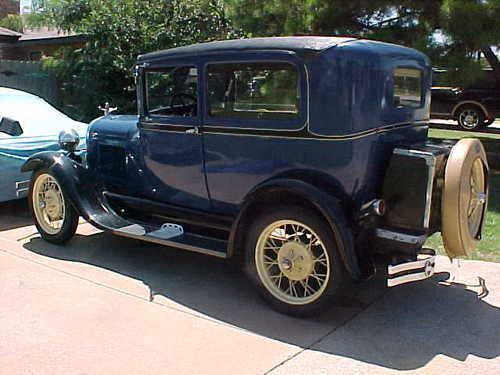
[18,27,81,41]
[138,36,357,61]
[0,26,85,45]
[0,26,22,38]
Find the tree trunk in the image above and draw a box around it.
[482,47,500,72]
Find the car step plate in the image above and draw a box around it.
[148,223,184,240]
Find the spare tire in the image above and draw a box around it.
[441,139,489,258]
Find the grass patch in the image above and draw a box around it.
[429,128,500,140]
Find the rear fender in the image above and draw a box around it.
[229,178,363,280]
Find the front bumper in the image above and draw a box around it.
[387,249,436,287]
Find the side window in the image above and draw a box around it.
[146,66,198,117]
[393,68,422,108]
[207,62,299,120]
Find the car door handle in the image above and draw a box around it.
[185,127,200,135]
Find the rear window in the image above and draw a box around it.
[393,68,422,108]
[207,62,299,121]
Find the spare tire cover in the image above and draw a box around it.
[442,138,489,258]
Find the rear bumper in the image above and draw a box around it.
[387,249,436,287]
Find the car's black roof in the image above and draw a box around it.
[137,36,356,61]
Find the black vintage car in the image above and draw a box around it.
[22,37,489,316]
[431,80,500,130]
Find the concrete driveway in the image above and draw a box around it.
[0,201,499,374]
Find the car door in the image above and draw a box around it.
[139,60,210,210]
[201,54,307,214]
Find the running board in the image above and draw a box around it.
[76,190,229,259]
[112,221,228,258]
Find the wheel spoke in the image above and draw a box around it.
[289,280,298,297]
[256,219,331,305]
[300,279,316,297]
[310,273,327,284]
[314,253,328,266]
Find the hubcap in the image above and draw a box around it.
[278,242,314,281]
[32,174,65,235]
[255,220,330,305]
[460,109,479,129]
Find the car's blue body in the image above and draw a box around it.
[21,37,440,281]
[0,88,88,202]
[88,37,431,215]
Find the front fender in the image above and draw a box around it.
[229,178,364,280]
[22,151,140,234]
[21,151,62,173]
[21,151,99,224]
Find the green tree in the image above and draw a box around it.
[0,14,24,33]
[30,0,238,121]
[227,0,500,86]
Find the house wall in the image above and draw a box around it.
[10,40,86,60]
[0,40,18,59]
[0,0,20,19]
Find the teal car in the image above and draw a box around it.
[0,87,88,202]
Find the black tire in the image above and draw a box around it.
[244,205,351,317]
[456,105,485,130]
[29,169,79,244]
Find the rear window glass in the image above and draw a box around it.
[393,68,422,108]
[207,62,299,121]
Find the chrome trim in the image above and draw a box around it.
[375,228,427,245]
[388,257,434,275]
[387,253,436,287]
[15,180,30,198]
[387,269,434,287]
[393,148,436,229]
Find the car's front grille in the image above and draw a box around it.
[98,145,126,178]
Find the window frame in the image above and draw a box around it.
[142,62,201,124]
[203,57,307,131]
[392,66,424,109]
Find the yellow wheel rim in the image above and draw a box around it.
[255,220,330,305]
[32,174,66,235]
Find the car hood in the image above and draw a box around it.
[0,91,88,139]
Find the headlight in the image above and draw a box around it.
[58,129,80,152]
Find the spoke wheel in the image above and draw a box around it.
[458,107,484,130]
[255,220,330,305]
[32,173,66,235]
[244,205,352,316]
[29,169,79,244]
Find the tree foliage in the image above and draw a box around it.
[30,0,237,121]
[29,0,500,120]
[0,14,24,33]
[226,0,500,85]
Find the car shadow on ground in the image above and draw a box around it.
[0,200,32,231]
[23,231,500,371]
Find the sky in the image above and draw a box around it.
[20,0,32,13]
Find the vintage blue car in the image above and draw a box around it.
[22,37,489,316]
[0,87,88,202]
